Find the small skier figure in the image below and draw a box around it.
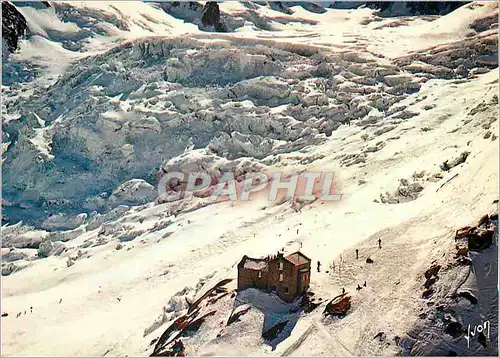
[342,287,345,294]
[355,249,359,260]
[378,238,382,249]
[363,280,367,287]
[317,261,321,273]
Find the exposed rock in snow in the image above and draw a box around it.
[38,239,66,257]
[2,2,28,54]
[1,251,25,263]
[2,262,19,276]
[201,2,224,31]
[40,213,87,231]
[37,238,54,257]
[108,179,156,208]
[1,222,48,249]
[330,2,468,16]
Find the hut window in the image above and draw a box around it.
[279,261,283,270]
[285,287,289,294]
[258,270,262,278]
[279,273,284,282]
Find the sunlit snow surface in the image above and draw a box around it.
[1,1,498,356]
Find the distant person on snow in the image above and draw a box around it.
[355,249,359,260]
[356,284,362,291]
[378,238,382,249]
[317,261,321,272]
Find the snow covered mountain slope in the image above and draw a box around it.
[1,1,498,357]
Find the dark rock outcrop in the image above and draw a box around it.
[201,2,220,27]
[324,294,352,316]
[200,1,227,32]
[2,2,28,53]
[268,2,293,15]
[329,2,469,16]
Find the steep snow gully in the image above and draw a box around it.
[1,1,499,357]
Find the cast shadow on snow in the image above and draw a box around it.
[231,288,301,351]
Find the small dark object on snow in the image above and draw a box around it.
[366,257,374,264]
[424,277,437,289]
[150,338,159,347]
[356,284,363,291]
[378,238,382,249]
[373,332,385,341]
[363,280,366,287]
[117,297,121,302]
[444,321,463,338]
[59,298,62,304]
[342,287,345,294]
[436,173,459,192]
[262,320,289,341]
[355,249,359,259]
[317,261,321,272]
[424,264,441,280]
[1,312,8,317]
[227,306,251,326]
[440,152,469,172]
[304,300,321,313]
[422,288,434,299]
